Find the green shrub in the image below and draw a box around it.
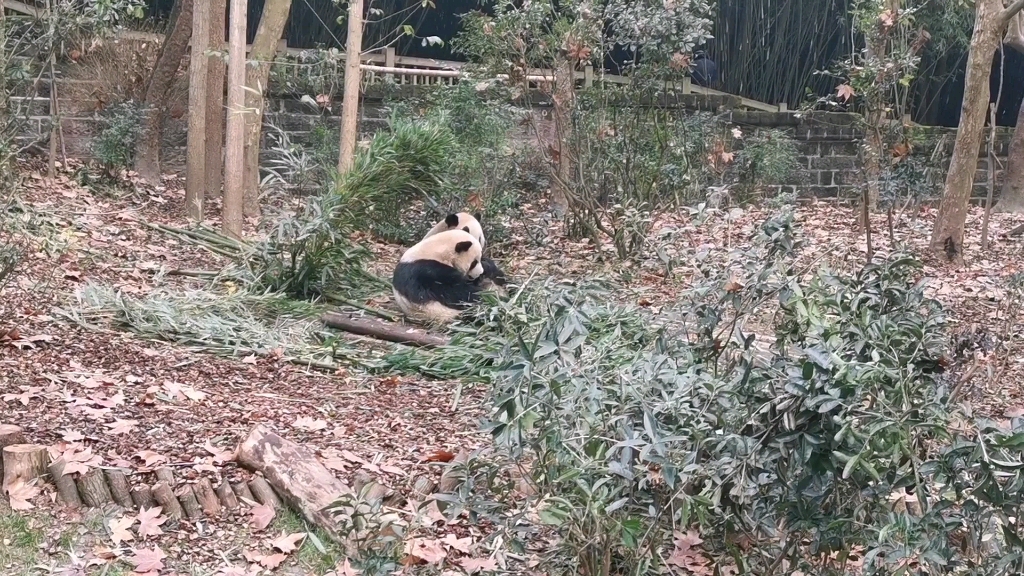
[735,127,800,195]
[92,101,143,171]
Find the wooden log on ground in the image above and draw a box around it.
[76,468,114,507]
[155,467,176,486]
[104,469,135,509]
[2,444,49,493]
[248,476,282,510]
[152,481,184,520]
[1008,222,1024,237]
[438,450,471,493]
[322,312,448,347]
[0,425,27,481]
[231,481,256,505]
[47,458,82,508]
[195,478,221,516]
[412,475,436,498]
[176,485,203,520]
[215,480,239,509]
[131,485,157,509]
[236,424,354,542]
[352,471,389,505]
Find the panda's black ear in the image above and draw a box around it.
[462,226,471,234]
[473,212,482,223]
[454,241,473,254]
[445,214,460,228]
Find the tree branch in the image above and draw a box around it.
[1002,0,1024,23]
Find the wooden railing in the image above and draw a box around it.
[2,0,784,112]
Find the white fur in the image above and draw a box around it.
[423,213,486,250]
[393,229,484,323]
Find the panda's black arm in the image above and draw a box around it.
[480,257,507,287]
[394,261,482,310]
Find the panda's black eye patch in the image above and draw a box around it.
[470,259,479,270]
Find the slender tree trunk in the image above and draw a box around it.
[549,52,574,216]
[338,0,364,173]
[997,96,1024,212]
[204,0,227,197]
[222,0,246,237]
[134,0,193,184]
[929,0,1009,262]
[185,0,211,221]
[241,0,293,218]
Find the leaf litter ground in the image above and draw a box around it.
[2,161,1024,574]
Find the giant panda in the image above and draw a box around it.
[423,212,507,291]
[392,229,486,323]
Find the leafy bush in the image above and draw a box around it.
[92,100,143,171]
[384,209,1024,575]
[331,115,457,243]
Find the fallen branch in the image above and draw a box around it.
[322,312,448,347]
[1007,222,1024,237]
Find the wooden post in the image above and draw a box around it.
[105,469,135,509]
[131,485,157,509]
[337,0,365,173]
[185,0,211,221]
[221,0,247,238]
[384,47,396,83]
[583,65,593,88]
[778,102,788,112]
[681,76,692,95]
[195,478,222,515]
[176,485,203,519]
[248,476,282,509]
[215,480,239,509]
[0,425,26,480]
[76,468,114,507]
[152,481,185,520]
[47,458,82,507]
[231,480,256,505]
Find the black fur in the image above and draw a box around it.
[393,260,481,311]
[445,213,461,228]
[479,257,507,287]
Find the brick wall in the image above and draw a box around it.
[15,87,1012,203]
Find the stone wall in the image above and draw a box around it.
[14,85,1012,203]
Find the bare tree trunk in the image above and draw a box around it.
[185,0,211,221]
[1007,10,1024,52]
[337,0,364,173]
[997,96,1024,212]
[241,0,293,218]
[204,0,227,197]
[134,0,194,184]
[549,53,574,216]
[929,0,1023,262]
[222,0,246,237]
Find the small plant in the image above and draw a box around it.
[734,127,800,196]
[92,100,143,172]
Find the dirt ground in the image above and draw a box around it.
[1,159,1023,574]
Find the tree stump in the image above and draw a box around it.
[152,481,184,520]
[47,458,83,508]
[236,424,354,543]
[131,485,157,509]
[231,481,256,505]
[0,425,28,483]
[248,476,282,510]
[104,469,135,509]
[194,478,221,516]
[176,485,203,520]
[215,481,239,509]
[77,468,114,508]
[2,444,49,493]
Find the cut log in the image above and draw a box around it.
[2,444,49,493]
[236,424,354,542]
[215,480,239,509]
[131,485,157,509]
[248,476,282,510]
[322,312,448,347]
[231,480,256,505]
[0,425,27,483]
[47,458,82,508]
[155,467,176,486]
[195,478,221,516]
[1007,222,1024,237]
[438,450,471,493]
[76,468,114,507]
[352,471,389,505]
[411,475,436,499]
[176,485,203,520]
[104,469,135,509]
[152,481,184,520]
[0,425,26,448]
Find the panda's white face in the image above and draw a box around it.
[401,229,484,281]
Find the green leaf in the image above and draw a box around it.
[402,24,415,36]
